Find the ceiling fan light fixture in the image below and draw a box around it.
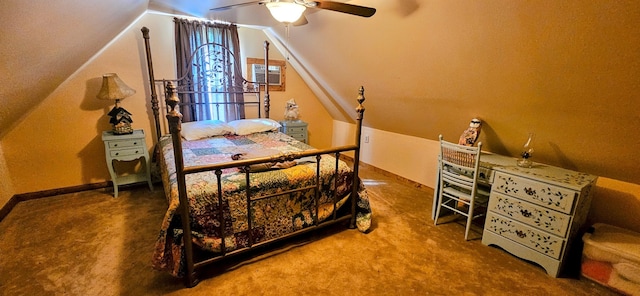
[265,2,306,23]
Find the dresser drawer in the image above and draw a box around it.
[485,212,565,259]
[492,172,578,214]
[477,166,494,184]
[108,139,144,149]
[110,148,145,158]
[488,192,571,237]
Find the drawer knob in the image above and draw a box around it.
[134,142,137,145]
[520,209,532,218]
[516,230,527,238]
[113,144,118,147]
[524,187,536,196]
[115,153,119,156]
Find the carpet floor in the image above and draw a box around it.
[0,164,617,295]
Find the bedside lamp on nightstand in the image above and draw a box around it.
[97,73,136,135]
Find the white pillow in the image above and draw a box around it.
[228,118,282,136]
[181,120,233,141]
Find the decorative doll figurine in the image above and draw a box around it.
[284,98,299,120]
[458,118,482,146]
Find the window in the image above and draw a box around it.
[247,58,286,91]
[175,18,244,122]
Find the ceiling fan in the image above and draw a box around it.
[211,1,376,24]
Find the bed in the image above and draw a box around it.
[140,27,372,287]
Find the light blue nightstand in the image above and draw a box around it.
[279,120,308,143]
[101,129,153,197]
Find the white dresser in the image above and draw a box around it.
[482,164,597,277]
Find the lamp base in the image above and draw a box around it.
[112,123,134,135]
[108,106,134,135]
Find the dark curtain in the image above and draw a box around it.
[174,18,244,122]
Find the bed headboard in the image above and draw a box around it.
[141,27,271,142]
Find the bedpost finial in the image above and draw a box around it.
[357,86,365,105]
[165,81,183,133]
[356,86,366,119]
[166,82,180,113]
[263,93,271,118]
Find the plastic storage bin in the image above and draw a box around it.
[581,223,640,295]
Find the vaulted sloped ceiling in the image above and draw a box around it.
[1,0,639,184]
[152,0,640,184]
[0,0,147,139]
[0,0,281,139]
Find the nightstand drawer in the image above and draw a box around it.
[492,172,577,214]
[108,139,144,149]
[488,192,571,237]
[279,120,308,144]
[485,212,565,259]
[288,133,307,139]
[110,148,145,158]
[285,126,306,133]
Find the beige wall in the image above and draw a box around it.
[0,143,14,206]
[239,29,333,149]
[4,12,157,193]
[1,12,330,197]
[0,0,147,140]
[2,5,639,235]
[284,0,640,186]
[333,121,640,233]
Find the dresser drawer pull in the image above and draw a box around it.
[516,230,527,238]
[114,144,118,147]
[520,209,532,218]
[524,187,536,196]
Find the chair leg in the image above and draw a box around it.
[434,194,442,225]
[464,203,475,241]
[434,190,445,226]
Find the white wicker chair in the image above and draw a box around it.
[434,135,489,240]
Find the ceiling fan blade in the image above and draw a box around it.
[314,1,376,17]
[210,1,265,11]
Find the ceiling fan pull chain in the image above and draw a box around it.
[285,23,291,60]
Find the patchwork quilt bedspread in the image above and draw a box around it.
[152,131,372,277]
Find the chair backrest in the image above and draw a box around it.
[439,134,483,192]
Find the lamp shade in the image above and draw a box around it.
[266,2,306,23]
[97,73,136,101]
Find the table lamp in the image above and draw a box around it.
[97,73,136,134]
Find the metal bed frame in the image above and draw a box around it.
[141,26,367,287]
